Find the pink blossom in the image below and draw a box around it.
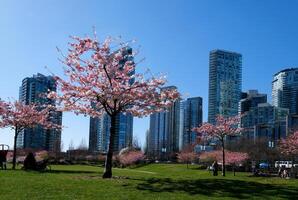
[49,33,180,178]
[177,151,198,165]
[193,115,242,176]
[200,150,248,165]
[49,36,180,118]
[118,150,144,167]
[0,100,62,169]
[279,131,298,156]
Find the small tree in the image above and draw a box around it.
[49,34,179,178]
[0,101,61,169]
[177,145,197,168]
[193,115,242,176]
[225,151,249,176]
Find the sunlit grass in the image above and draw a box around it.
[0,164,297,200]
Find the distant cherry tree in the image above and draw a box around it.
[0,101,61,169]
[177,145,198,168]
[49,34,180,178]
[225,151,248,176]
[118,150,144,167]
[200,150,248,175]
[193,115,242,176]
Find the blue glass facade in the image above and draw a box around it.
[241,103,288,143]
[208,50,242,124]
[16,73,62,151]
[148,86,180,160]
[182,97,203,148]
[272,68,298,130]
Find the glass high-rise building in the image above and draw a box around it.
[181,97,203,148]
[147,86,180,160]
[17,73,62,151]
[241,103,288,142]
[88,47,134,153]
[208,49,242,124]
[89,113,133,153]
[272,68,298,130]
[239,90,267,114]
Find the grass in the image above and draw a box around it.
[0,164,297,200]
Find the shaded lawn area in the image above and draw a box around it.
[0,164,297,200]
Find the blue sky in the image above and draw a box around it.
[1,0,298,150]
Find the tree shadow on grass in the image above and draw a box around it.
[133,177,298,199]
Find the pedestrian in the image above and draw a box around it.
[212,161,218,176]
[278,166,282,178]
[0,151,8,170]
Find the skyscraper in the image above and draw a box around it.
[17,73,62,151]
[272,68,298,130]
[182,97,203,148]
[147,86,180,160]
[208,49,242,124]
[88,47,134,153]
[89,113,133,153]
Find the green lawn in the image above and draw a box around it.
[0,164,297,200]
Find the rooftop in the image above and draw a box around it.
[273,67,298,76]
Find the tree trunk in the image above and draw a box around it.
[222,140,226,176]
[233,165,236,176]
[103,114,117,178]
[12,128,18,170]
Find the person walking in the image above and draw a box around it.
[212,161,218,176]
[0,151,7,170]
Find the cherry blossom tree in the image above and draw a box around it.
[0,101,61,169]
[48,34,180,178]
[177,145,198,168]
[118,150,144,167]
[200,150,248,175]
[279,131,298,171]
[193,115,242,176]
[225,151,248,176]
[279,131,298,156]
